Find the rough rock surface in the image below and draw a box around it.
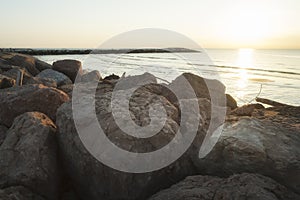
[0,186,45,200]
[0,74,15,89]
[56,80,201,200]
[0,52,51,76]
[58,84,74,98]
[25,77,57,87]
[0,58,13,72]
[149,173,300,200]
[0,112,60,200]
[52,59,83,82]
[36,69,72,87]
[231,103,264,116]
[194,117,300,194]
[0,125,8,146]
[0,84,69,127]
[80,70,101,82]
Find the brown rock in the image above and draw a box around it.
[168,73,226,106]
[226,93,237,109]
[3,67,33,82]
[0,84,69,127]
[194,117,300,194]
[0,52,50,76]
[58,84,74,98]
[149,173,300,200]
[104,73,119,80]
[231,103,264,116]
[0,58,13,72]
[0,112,60,200]
[0,74,15,89]
[80,70,101,82]
[36,69,72,87]
[53,59,83,82]
[56,81,202,200]
[25,77,57,87]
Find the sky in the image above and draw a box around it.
[0,0,300,49]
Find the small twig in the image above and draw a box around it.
[154,76,170,84]
[248,84,263,104]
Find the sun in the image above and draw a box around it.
[223,2,274,45]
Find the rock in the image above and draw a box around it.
[194,117,300,194]
[104,73,119,80]
[0,112,60,200]
[58,84,73,98]
[3,68,33,82]
[3,68,57,87]
[56,81,201,200]
[0,84,69,127]
[0,74,15,89]
[0,186,45,200]
[80,70,101,82]
[0,58,13,72]
[52,59,83,82]
[34,59,52,72]
[25,77,57,88]
[36,69,72,87]
[0,125,8,146]
[168,73,226,106]
[226,93,237,109]
[114,72,157,90]
[149,173,300,200]
[0,52,46,76]
[231,103,264,116]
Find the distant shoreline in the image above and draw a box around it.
[0,48,199,55]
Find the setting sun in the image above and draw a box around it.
[221,1,279,47]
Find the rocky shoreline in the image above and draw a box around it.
[0,52,299,200]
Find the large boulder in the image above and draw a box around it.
[56,80,203,200]
[149,173,300,200]
[0,112,60,200]
[0,186,45,200]
[114,72,157,90]
[0,52,51,75]
[52,59,83,82]
[0,74,15,89]
[0,84,69,127]
[36,69,72,87]
[80,70,101,83]
[194,117,300,194]
[168,73,226,106]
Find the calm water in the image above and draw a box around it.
[36,49,300,106]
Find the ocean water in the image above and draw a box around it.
[36,49,300,106]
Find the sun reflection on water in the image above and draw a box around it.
[235,48,254,100]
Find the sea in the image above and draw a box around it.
[36,49,300,106]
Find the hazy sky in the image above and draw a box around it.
[1,0,299,49]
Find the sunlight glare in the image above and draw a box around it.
[235,48,254,99]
